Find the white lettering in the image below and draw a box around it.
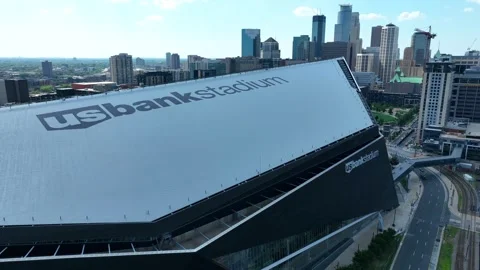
[345,150,380,173]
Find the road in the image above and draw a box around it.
[392,169,447,270]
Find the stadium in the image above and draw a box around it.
[0,58,398,269]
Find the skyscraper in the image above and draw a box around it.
[411,31,431,66]
[379,23,399,84]
[261,38,280,59]
[349,12,362,70]
[364,47,380,75]
[312,15,326,58]
[166,52,172,68]
[171,53,180,69]
[292,35,310,60]
[41,61,53,78]
[370,26,382,47]
[241,29,261,57]
[355,54,375,72]
[109,53,134,85]
[334,4,352,42]
[416,56,454,142]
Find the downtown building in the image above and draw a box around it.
[110,53,134,85]
[260,38,280,59]
[312,15,326,59]
[0,59,397,269]
[379,23,399,85]
[0,79,29,105]
[416,52,455,142]
[241,29,261,58]
[42,60,53,78]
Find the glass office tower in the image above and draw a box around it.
[242,29,261,57]
[334,5,352,42]
[312,15,326,58]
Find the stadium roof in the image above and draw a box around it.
[0,59,373,226]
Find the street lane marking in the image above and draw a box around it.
[413,250,416,256]
[420,229,422,233]
[421,253,424,259]
[428,231,430,235]
[417,240,419,244]
[408,265,411,269]
[425,242,427,246]
[428,200,431,204]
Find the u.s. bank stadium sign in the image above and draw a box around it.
[36,77,289,131]
[345,150,380,173]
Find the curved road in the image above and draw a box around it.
[392,169,447,270]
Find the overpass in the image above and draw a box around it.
[392,144,464,181]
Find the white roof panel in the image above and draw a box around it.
[0,59,373,225]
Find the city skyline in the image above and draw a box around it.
[0,0,478,59]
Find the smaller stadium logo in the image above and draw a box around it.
[345,150,380,173]
[37,105,112,131]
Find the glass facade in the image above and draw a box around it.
[334,5,352,42]
[214,215,369,270]
[292,35,310,60]
[411,33,429,66]
[312,15,326,58]
[242,29,261,57]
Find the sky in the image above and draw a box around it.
[0,0,478,59]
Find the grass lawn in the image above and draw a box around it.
[371,235,402,270]
[372,111,397,123]
[438,226,460,270]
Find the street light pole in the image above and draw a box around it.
[392,208,397,227]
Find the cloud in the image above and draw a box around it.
[109,0,130,3]
[137,15,164,26]
[40,8,49,14]
[140,0,149,6]
[63,7,74,15]
[467,0,480,4]
[397,11,425,21]
[153,0,195,9]
[464,7,474,12]
[292,6,317,17]
[359,13,386,20]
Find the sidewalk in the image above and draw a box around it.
[428,168,480,231]
[326,172,423,269]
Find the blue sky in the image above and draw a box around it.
[0,0,478,59]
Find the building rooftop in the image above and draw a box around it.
[0,59,373,226]
[466,123,480,137]
[389,67,422,84]
[72,82,116,85]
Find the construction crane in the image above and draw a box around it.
[468,38,477,51]
[414,26,437,40]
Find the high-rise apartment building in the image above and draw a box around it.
[355,54,375,72]
[370,26,382,47]
[292,35,310,60]
[321,42,355,68]
[42,61,53,78]
[241,29,261,57]
[379,23,399,84]
[109,53,134,85]
[449,66,480,122]
[416,58,454,142]
[411,31,431,66]
[334,4,352,42]
[312,15,326,58]
[135,57,145,67]
[166,52,172,68]
[0,79,30,105]
[363,47,380,75]
[171,53,180,69]
[261,38,281,59]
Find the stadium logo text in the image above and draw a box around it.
[37,77,289,131]
[345,150,380,173]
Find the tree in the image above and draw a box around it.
[390,156,399,165]
[388,108,393,115]
[39,85,54,93]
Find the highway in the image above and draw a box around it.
[392,169,447,270]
